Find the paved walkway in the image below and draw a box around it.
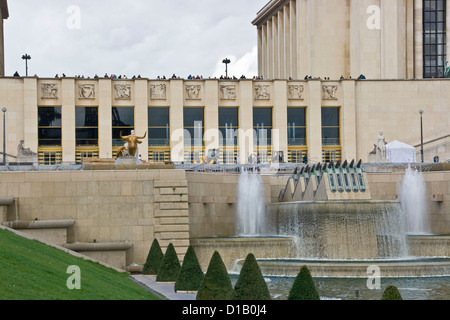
[132,275,197,300]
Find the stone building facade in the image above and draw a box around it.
[253,0,450,80]
[0,0,8,77]
[0,77,448,166]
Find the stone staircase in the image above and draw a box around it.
[153,179,190,260]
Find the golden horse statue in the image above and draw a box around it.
[116,130,147,159]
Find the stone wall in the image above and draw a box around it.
[0,169,189,266]
[186,172,287,238]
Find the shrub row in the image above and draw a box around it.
[143,239,403,300]
[143,239,204,292]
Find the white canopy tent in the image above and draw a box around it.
[386,140,417,163]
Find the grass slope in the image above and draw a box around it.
[0,229,160,300]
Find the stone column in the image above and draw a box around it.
[262,24,267,78]
[349,0,361,78]
[61,78,76,163]
[169,79,184,162]
[406,0,415,79]
[272,16,279,79]
[204,80,219,153]
[350,0,383,79]
[305,0,314,77]
[382,0,400,78]
[267,21,273,79]
[273,80,288,159]
[23,78,38,154]
[414,0,423,78]
[134,79,148,161]
[284,3,291,79]
[278,10,284,79]
[257,27,263,78]
[238,80,254,164]
[341,80,357,160]
[290,0,298,79]
[98,79,112,159]
[306,80,323,162]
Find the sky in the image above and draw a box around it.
[4,0,269,79]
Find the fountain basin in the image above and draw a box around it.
[266,200,409,260]
[408,235,450,257]
[234,257,450,278]
[192,235,450,278]
[191,236,297,270]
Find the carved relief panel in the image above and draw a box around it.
[254,84,270,100]
[150,84,167,100]
[288,85,304,100]
[114,84,132,100]
[220,85,237,100]
[185,85,201,100]
[322,85,338,100]
[41,84,59,99]
[78,84,96,99]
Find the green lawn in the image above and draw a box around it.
[0,228,161,300]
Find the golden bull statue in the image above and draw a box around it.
[116,130,147,159]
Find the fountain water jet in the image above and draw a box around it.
[236,169,266,236]
[400,165,430,235]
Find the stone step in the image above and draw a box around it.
[2,219,75,246]
[63,241,133,270]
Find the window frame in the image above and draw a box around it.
[423,0,447,78]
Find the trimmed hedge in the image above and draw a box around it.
[156,243,181,282]
[288,265,320,300]
[142,239,164,275]
[231,253,271,300]
[382,285,403,300]
[174,245,204,292]
[196,251,233,300]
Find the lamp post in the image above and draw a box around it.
[2,107,6,166]
[222,58,231,78]
[419,109,424,163]
[22,54,31,76]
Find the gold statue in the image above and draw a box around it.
[116,130,147,159]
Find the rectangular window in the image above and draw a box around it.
[38,107,62,146]
[112,107,134,146]
[219,107,239,164]
[287,107,307,146]
[423,0,446,78]
[183,107,204,148]
[76,107,98,146]
[219,107,239,148]
[322,107,340,146]
[253,107,273,147]
[148,107,170,146]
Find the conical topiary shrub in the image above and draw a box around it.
[381,285,403,300]
[231,253,271,300]
[288,265,320,300]
[196,251,233,300]
[142,239,164,275]
[174,245,204,293]
[156,243,181,283]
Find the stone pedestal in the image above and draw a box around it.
[16,154,38,164]
[114,156,142,166]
